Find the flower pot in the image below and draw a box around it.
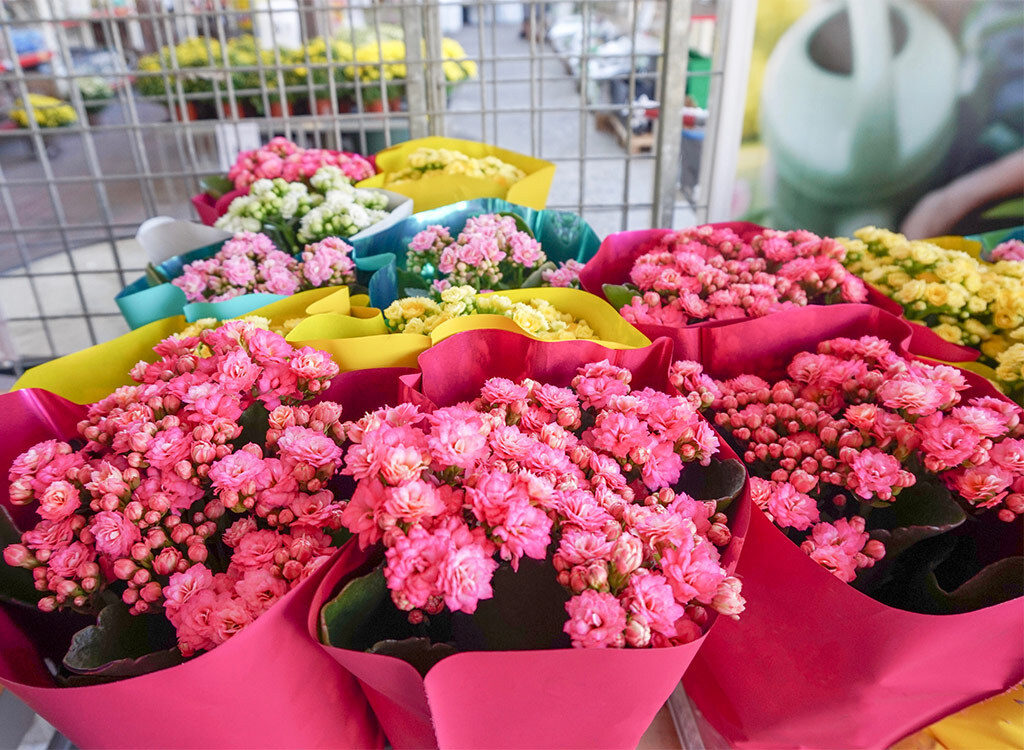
[269,99,292,118]
[217,99,246,119]
[364,99,385,113]
[314,97,335,115]
[388,97,402,112]
[174,101,200,122]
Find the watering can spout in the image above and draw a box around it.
[848,0,899,174]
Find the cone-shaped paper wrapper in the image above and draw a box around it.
[0,386,384,749]
[576,223,977,364]
[681,305,1024,749]
[311,330,751,749]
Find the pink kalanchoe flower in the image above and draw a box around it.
[767,482,820,530]
[89,510,142,558]
[563,589,628,648]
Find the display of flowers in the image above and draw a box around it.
[608,224,868,328]
[386,148,527,186]
[227,137,375,191]
[2,321,348,673]
[335,358,743,649]
[215,165,390,249]
[686,335,1023,589]
[402,213,582,295]
[10,94,77,128]
[842,227,1024,399]
[173,233,356,303]
[135,37,223,98]
[384,285,596,340]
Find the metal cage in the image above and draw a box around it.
[0,0,754,371]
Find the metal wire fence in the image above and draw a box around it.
[0,0,754,370]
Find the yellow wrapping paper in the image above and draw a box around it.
[893,684,1024,750]
[12,287,360,404]
[285,287,651,371]
[357,137,556,212]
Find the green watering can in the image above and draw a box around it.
[760,0,959,235]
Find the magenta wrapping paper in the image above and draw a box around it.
[680,305,1024,749]
[311,330,752,750]
[0,382,388,749]
[191,189,245,226]
[576,222,976,364]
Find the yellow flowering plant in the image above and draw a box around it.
[10,94,77,128]
[386,147,527,187]
[384,285,595,340]
[842,226,1024,400]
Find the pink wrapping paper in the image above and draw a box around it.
[576,223,974,364]
[191,188,245,226]
[0,385,384,750]
[680,305,1024,749]
[311,330,752,750]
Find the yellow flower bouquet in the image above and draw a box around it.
[842,226,1024,401]
[359,137,556,211]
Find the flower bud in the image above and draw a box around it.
[38,596,58,612]
[152,547,182,576]
[282,560,303,580]
[139,581,163,603]
[624,616,652,648]
[131,542,152,561]
[187,544,208,563]
[3,544,37,568]
[611,534,643,576]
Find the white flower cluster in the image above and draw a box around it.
[215,166,390,244]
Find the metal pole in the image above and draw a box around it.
[702,0,757,222]
[651,0,692,228]
[401,3,429,139]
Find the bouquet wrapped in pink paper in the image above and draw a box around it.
[193,137,376,226]
[0,320,385,748]
[579,222,928,361]
[310,330,751,749]
[678,305,1023,748]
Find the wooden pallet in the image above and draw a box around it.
[595,111,655,154]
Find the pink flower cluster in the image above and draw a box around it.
[688,336,1024,583]
[4,321,349,656]
[339,360,741,649]
[619,225,868,327]
[990,239,1024,262]
[227,137,375,191]
[542,259,585,288]
[405,214,579,293]
[173,233,356,303]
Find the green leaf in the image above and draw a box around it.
[234,401,270,450]
[403,287,431,298]
[602,283,640,311]
[367,637,456,678]
[852,480,967,595]
[62,602,182,683]
[396,267,432,295]
[676,458,747,512]
[0,507,42,606]
[495,211,535,239]
[201,175,235,199]
[145,263,170,287]
[868,480,967,561]
[520,261,556,289]
[319,566,389,647]
[893,535,1024,615]
[450,555,570,652]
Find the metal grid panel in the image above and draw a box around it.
[0,0,749,370]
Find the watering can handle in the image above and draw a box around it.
[848,0,899,169]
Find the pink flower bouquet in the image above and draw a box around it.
[192,137,376,226]
[0,321,386,748]
[579,222,918,361]
[310,330,751,749]
[172,232,356,303]
[678,305,1023,748]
